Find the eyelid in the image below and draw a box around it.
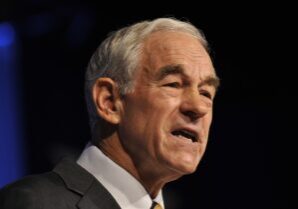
[199,89,213,99]
[163,82,182,88]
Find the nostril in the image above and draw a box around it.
[182,110,200,121]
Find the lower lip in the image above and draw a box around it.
[170,134,199,146]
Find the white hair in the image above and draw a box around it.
[85,17,209,131]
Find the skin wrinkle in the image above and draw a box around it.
[155,65,219,94]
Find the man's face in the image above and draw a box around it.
[119,31,219,179]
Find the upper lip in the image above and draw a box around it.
[171,126,200,142]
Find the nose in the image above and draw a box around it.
[180,90,210,122]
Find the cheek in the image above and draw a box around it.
[120,99,166,146]
[206,111,213,125]
[202,112,213,137]
[121,91,180,139]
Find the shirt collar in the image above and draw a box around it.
[77,144,164,209]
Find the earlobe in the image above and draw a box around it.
[92,78,122,124]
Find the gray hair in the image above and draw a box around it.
[85,17,209,131]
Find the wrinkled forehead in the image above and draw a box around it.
[139,31,216,77]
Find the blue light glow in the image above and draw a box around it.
[0,22,24,187]
[0,22,15,47]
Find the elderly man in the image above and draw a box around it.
[0,17,219,209]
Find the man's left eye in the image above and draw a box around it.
[200,90,212,99]
[164,82,181,88]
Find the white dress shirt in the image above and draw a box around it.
[77,144,164,209]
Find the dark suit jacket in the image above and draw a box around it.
[0,158,121,209]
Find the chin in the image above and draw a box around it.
[180,163,199,174]
[171,158,200,175]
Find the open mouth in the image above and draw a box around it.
[171,129,198,142]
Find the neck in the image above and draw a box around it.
[96,134,180,198]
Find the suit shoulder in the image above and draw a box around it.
[0,172,66,209]
[1,171,64,192]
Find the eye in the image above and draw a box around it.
[163,82,181,88]
[200,90,212,99]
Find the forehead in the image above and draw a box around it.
[139,31,215,78]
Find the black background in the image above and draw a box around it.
[1,1,295,208]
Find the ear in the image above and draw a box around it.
[92,77,123,124]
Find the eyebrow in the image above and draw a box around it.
[198,76,220,90]
[156,65,185,81]
[156,64,220,90]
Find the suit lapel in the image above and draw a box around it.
[76,180,121,209]
[53,158,121,209]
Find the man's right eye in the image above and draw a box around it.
[163,82,181,88]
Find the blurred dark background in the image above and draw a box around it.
[0,1,295,209]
